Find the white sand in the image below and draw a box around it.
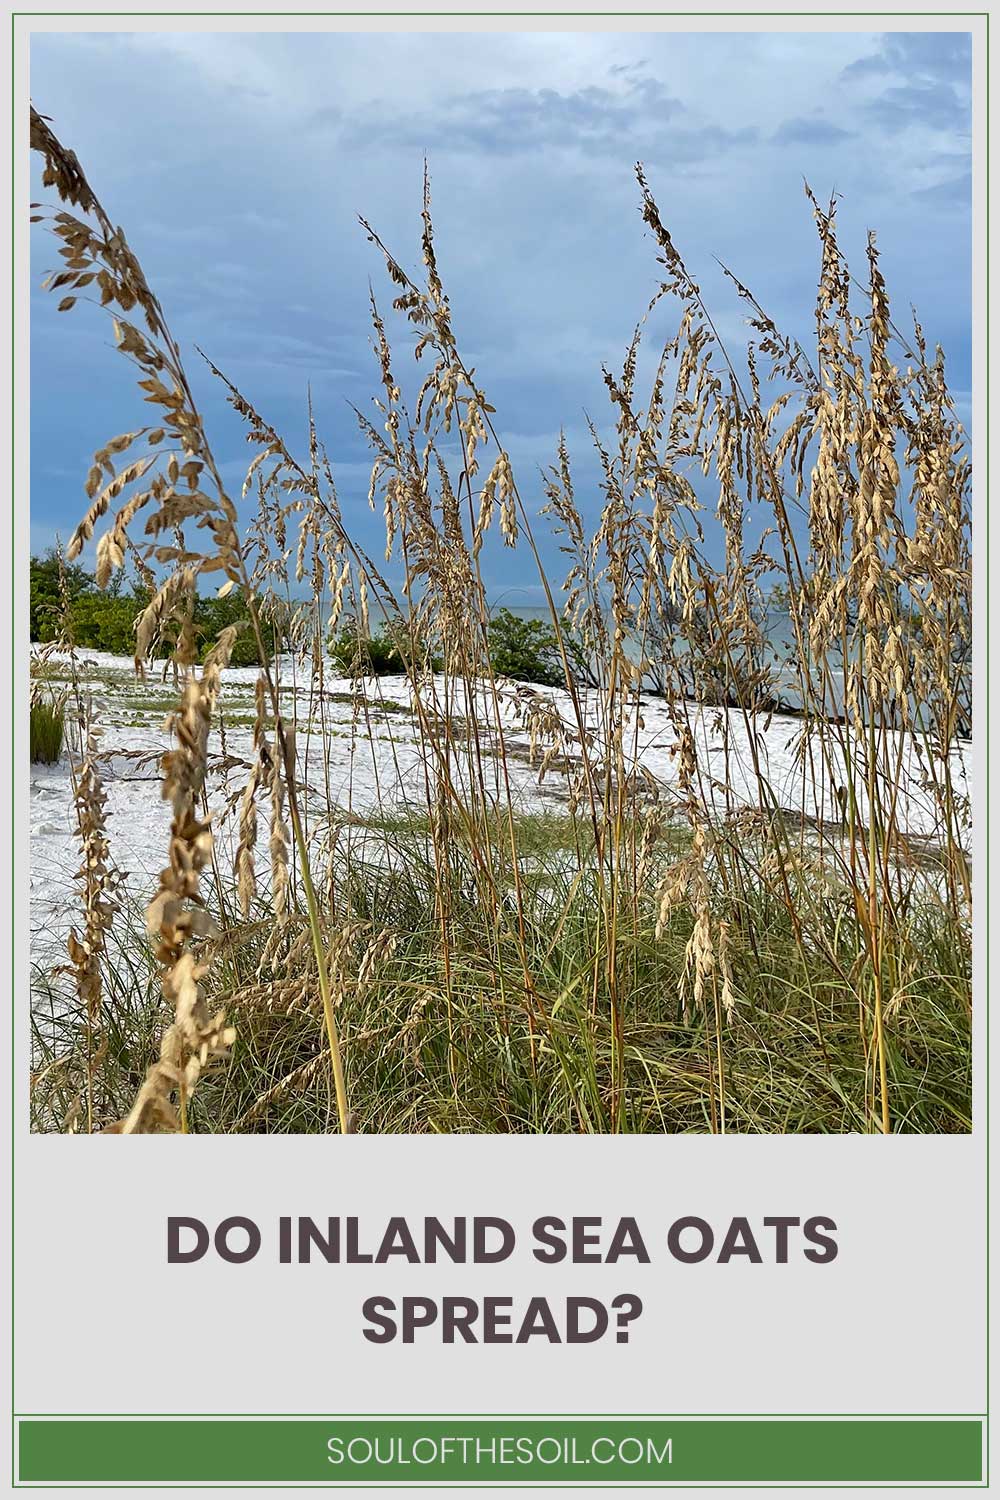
[30,648,970,963]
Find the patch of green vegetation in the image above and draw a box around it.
[30,699,65,765]
[30,840,971,1135]
[328,617,442,676]
[111,697,174,716]
[327,609,592,690]
[320,691,412,717]
[362,809,650,859]
[30,550,279,666]
[486,607,589,688]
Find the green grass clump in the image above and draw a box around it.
[29,815,971,1136]
[30,699,65,765]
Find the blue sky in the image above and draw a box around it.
[30,28,972,603]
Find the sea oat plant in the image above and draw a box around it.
[30,108,971,1135]
[30,106,350,1132]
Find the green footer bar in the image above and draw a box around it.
[16,1418,984,1486]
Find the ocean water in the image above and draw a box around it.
[496,602,805,691]
[347,598,970,730]
[357,597,807,690]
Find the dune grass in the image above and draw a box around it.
[29,698,65,765]
[31,811,970,1134]
[28,106,971,1134]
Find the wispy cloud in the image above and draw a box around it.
[313,72,757,166]
[841,31,971,137]
[842,31,971,84]
[912,172,972,207]
[773,117,853,146]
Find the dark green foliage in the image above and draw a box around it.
[486,607,588,687]
[30,699,65,764]
[29,551,267,665]
[329,617,441,676]
[61,589,145,655]
[192,596,267,668]
[328,607,590,687]
[29,553,95,642]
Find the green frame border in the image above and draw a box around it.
[13,8,990,1491]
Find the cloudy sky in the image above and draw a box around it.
[29,27,972,600]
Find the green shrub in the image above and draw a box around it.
[329,618,440,676]
[29,550,270,666]
[30,699,65,765]
[327,609,590,686]
[67,590,144,654]
[29,553,95,642]
[194,594,289,668]
[197,628,260,669]
[487,607,583,687]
